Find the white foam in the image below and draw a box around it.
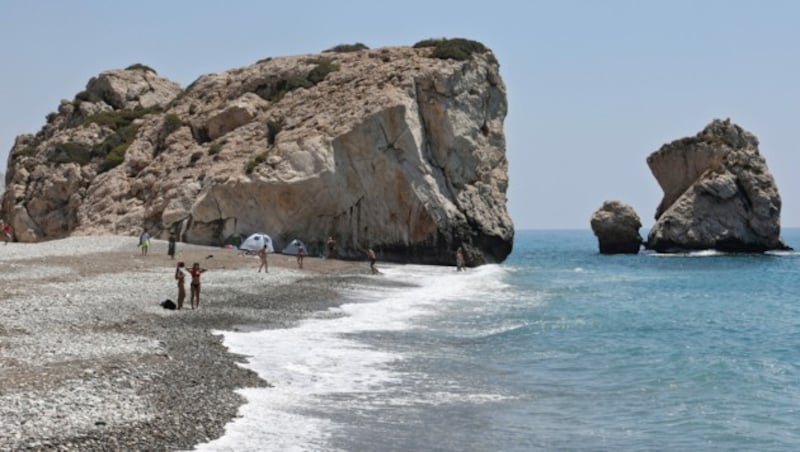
[194,263,507,451]
[765,250,800,257]
[649,249,727,257]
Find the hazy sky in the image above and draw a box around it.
[2,1,799,229]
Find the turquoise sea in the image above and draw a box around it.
[197,228,800,451]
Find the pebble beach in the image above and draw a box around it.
[0,236,371,450]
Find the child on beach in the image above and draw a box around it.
[175,261,186,310]
[257,244,269,273]
[189,263,207,309]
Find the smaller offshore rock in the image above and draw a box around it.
[590,200,643,254]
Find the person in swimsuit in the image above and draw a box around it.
[175,261,186,310]
[189,262,207,309]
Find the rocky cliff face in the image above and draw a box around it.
[1,41,513,265]
[646,119,787,252]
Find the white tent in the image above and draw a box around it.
[240,232,274,252]
[282,239,307,255]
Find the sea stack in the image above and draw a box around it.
[590,200,643,254]
[646,119,788,252]
[0,39,514,265]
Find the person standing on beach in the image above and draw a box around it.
[297,243,305,269]
[367,248,378,274]
[175,261,187,310]
[189,262,207,309]
[257,244,269,273]
[168,234,177,259]
[456,246,465,272]
[139,229,151,256]
[327,236,337,259]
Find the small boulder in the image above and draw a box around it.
[86,67,182,111]
[591,200,643,254]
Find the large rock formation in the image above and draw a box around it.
[1,41,513,265]
[590,200,642,254]
[646,119,787,252]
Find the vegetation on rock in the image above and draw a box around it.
[266,118,285,145]
[307,59,339,84]
[161,113,182,136]
[208,142,222,155]
[324,43,369,53]
[412,38,445,48]
[189,151,203,165]
[254,60,340,102]
[414,37,488,61]
[125,63,157,74]
[49,142,92,165]
[80,108,157,172]
[83,108,157,130]
[245,151,269,174]
[152,113,183,158]
[73,90,102,105]
[99,143,128,173]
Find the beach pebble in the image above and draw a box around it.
[0,235,362,449]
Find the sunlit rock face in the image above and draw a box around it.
[1,43,514,265]
[646,119,788,253]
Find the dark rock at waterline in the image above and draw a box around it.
[590,200,643,254]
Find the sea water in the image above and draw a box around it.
[195,229,800,451]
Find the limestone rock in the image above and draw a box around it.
[590,200,642,254]
[646,119,788,252]
[205,93,269,140]
[1,41,514,265]
[85,67,182,110]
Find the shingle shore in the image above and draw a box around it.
[0,236,373,451]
